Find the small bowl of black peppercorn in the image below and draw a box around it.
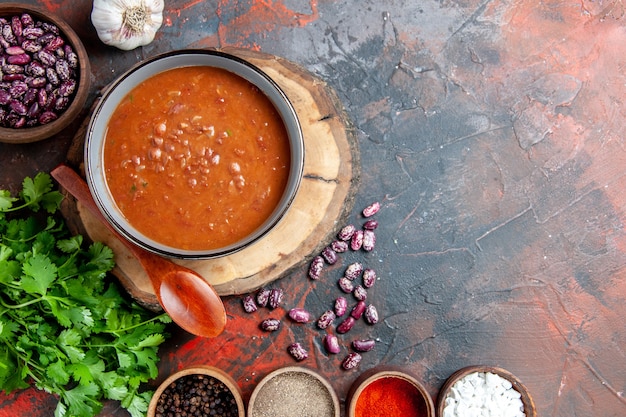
[147,365,245,417]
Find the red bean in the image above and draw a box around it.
[308,255,324,280]
[334,297,348,316]
[364,304,379,324]
[362,268,376,288]
[317,310,336,329]
[288,308,310,323]
[323,334,341,354]
[337,316,356,334]
[268,288,284,309]
[242,295,257,313]
[342,352,362,370]
[344,262,363,281]
[260,318,281,332]
[337,224,356,241]
[362,230,376,251]
[287,343,308,361]
[352,339,376,352]
[338,277,354,293]
[350,301,367,319]
[350,230,364,250]
[362,202,381,217]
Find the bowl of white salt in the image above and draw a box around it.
[437,365,536,417]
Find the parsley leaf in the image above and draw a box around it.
[0,173,170,417]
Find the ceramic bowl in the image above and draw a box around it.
[0,3,90,144]
[147,365,245,417]
[437,365,536,417]
[84,49,304,259]
[346,366,435,417]
[248,366,340,417]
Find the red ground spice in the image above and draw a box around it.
[354,377,428,417]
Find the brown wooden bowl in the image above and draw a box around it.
[147,365,245,417]
[437,365,536,417]
[248,366,340,417]
[346,366,435,417]
[0,3,90,144]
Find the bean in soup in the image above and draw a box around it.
[103,66,291,251]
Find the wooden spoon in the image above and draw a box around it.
[51,164,227,338]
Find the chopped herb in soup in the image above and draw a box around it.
[103,66,291,250]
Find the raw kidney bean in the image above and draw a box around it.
[334,297,348,316]
[323,334,341,354]
[38,110,57,124]
[331,240,348,253]
[316,310,336,329]
[337,224,356,241]
[287,343,308,361]
[342,352,362,370]
[256,287,271,307]
[350,301,366,319]
[362,202,381,217]
[353,285,367,301]
[308,255,324,280]
[338,276,354,293]
[352,339,376,352]
[242,295,257,313]
[350,230,364,251]
[321,246,338,264]
[260,318,281,332]
[344,262,363,281]
[336,316,356,334]
[364,304,379,324]
[268,288,284,309]
[363,219,379,230]
[0,12,80,129]
[362,230,376,251]
[288,308,310,323]
[362,268,376,288]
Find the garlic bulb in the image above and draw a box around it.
[91,0,164,51]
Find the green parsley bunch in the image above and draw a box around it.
[0,173,171,417]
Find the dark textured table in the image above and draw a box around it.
[1,1,625,416]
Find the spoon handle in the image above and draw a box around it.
[51,164,124,240]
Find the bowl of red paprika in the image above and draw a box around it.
[346,367,435,417]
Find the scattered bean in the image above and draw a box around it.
[334,297,348,317]
[338,276,354,293]
[344,262,363,281]
[342,352,362,370]
[308,255,324,280]
[353,285,367,301]
[336,316,356,334]
[337,224,356,241]
[363,230,376,251]
[317,310,336,329]
[363,219,379,230]
[350,230,364,251]
[352,339,376,352]
[362,202,381,217]
[256,287,271,307]
[331,240,349,253]
[268,288,284,309]
[260,318,281,332]
[287,343,308,361]
[288,308,310,323]
[242,295,257,313]
[362,268,376,288]
[350,300,367,319]
[322,246,338,264]
[364,304,379,325]
[323,334,341,354]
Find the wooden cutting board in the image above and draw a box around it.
[61,47,359,311]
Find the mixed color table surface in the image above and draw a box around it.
[1,1,625,416]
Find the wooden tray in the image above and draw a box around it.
[62,47,359,310]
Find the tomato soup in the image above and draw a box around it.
[103,66,291,250]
